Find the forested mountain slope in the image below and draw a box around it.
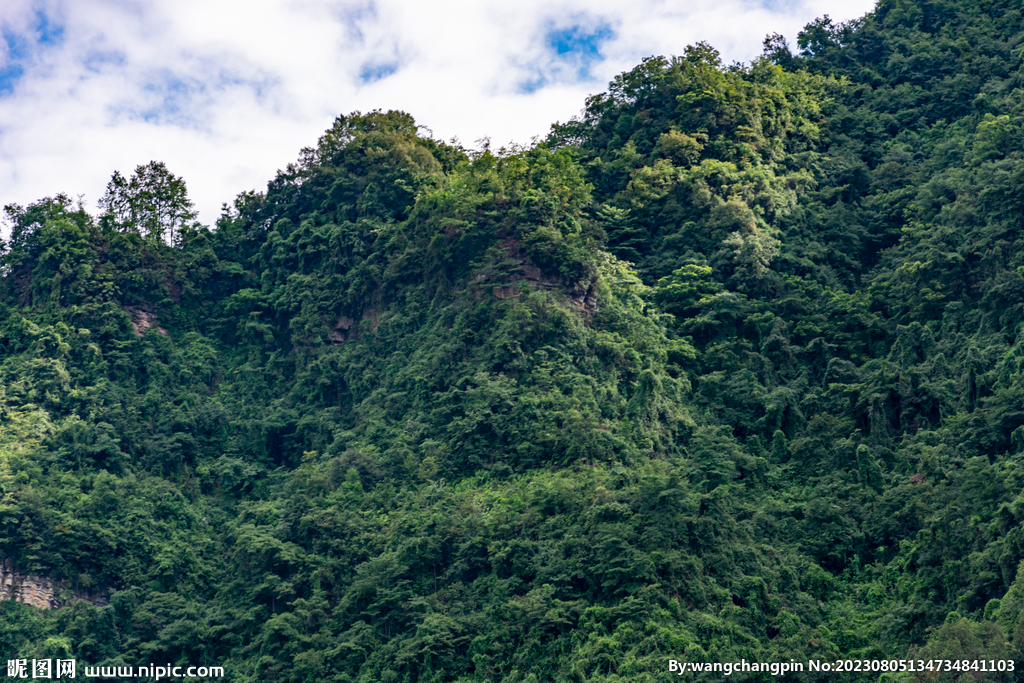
[4,0,1024,680]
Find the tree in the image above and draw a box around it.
[796,15,840,57]
[761,33,795,68]
[3,194,84,254]
[98,161,197,245]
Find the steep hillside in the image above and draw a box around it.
[4,1,1024,681]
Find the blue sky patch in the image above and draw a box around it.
[0,62,24,95]
[34,10,64,47]
[0,33,27,94]
[547,22,615,63]
[518,76,547,94]
[0,10,64,95]
[359,61,398,83]
[517,19,615,93]
[0,28,30,95]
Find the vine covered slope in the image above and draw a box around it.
[5,1,1024,680]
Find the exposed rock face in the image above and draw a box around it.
[512,264,599,313]
[0,559,108,609]
[472,245,600,314]
[124,306,168,337]
[327,316,355,344]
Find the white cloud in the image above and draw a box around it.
[0,0,875,233]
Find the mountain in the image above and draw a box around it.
[3,1,1024,680]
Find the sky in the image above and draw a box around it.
[0,0,875,230]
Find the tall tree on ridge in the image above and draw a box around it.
[99,161,198,245]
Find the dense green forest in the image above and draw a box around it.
[5,0,1024,679]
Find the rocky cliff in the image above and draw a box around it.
[0,559,107,609]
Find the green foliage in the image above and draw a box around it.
[653,264,722,318]
[99,161,199,245]
[8,4,1024,678]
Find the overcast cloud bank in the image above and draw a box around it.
[0,0,874,228]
